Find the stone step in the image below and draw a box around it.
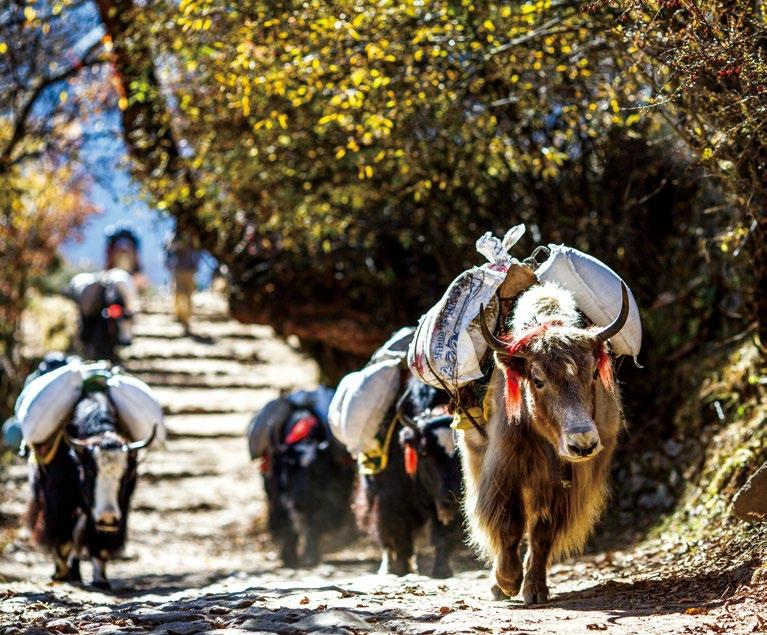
[164,413,251,438]
[121,338,264,362]
[126,372,273,390]
[154,386,276,415]
[123,358,259,376]
[131,319,273,341]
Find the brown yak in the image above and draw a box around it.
[459,280,629,605]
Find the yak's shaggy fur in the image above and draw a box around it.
[459,282,622,604]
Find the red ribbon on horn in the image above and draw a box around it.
[404,445,418,477]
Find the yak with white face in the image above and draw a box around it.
[27,392,153,589]
[459,281,629,605]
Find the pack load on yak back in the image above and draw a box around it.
[246,386,336,460]
[328,327,415,459]
[407,225,642,397]
[15,356,165,449]
[68,268,139,322]
[408,225,527,391]
[534,244,642,360]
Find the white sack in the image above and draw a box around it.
[328,358,402,456]
[16,361,83,444]
[68,272,103,317]
[107,374,165,446]
[247,397,293,459]
[68,269,139,316]
[370,327,416,365]
[102,268,139,313]
[287,385,336,424]
[535,244,642,357]
[408,225,525,390]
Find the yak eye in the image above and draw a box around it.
[532,376,545,390]
[593,367,599,381]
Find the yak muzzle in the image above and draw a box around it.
[560,424,603,462]
[94,508,121,532]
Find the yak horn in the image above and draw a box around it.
[479,303,509,354]
[595,281,630,344]
[394,390,419,431]
[64,431,91,450]
[399,411,419,431]
[125,424,157,452]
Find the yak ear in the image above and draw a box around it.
[494,351,526,377]
[596,344,615,393]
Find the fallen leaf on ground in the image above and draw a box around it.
[586,624,608,631]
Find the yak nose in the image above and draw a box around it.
[96,509,121,525]
[563,426,602,459]
[567,440,598,457]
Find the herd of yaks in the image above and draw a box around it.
[9,227,639,604]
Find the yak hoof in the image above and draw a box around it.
[430,562,453,579]
[67,561,82,584]
[92,579,112,591]
[388,558,410,577]
[522,578,549,605]
[490,583,509,601]
[493,565,522,599]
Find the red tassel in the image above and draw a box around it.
[404,445,418,477]
[285,416,317,445]
[597,345,614,393]
[504,367,522,421]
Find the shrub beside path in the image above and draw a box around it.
[0,294,763,634]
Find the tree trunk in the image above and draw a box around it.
[94,0,216,245]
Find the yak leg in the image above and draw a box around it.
[279,529,299,568]
[52,542,72,582]
[491,502,525,600]
[91,556,110,590]
[302,524,320,568]
[65,512,87,583]
[430,516,457,579]
[379,529,413,576]
[522,518,554,605]
[385,534,413,576]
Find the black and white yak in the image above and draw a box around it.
[27,391,154,589]
[354,378,463,578]
[68,272,134,362]
[262,406,355,568]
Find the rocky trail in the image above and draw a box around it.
[1,295,764,634]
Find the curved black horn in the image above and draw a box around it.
[63,431,91,451]
[125,424,157,452]
[596,281,630,344]
[394,386,419,430]
[399,411,419,431]
[479,303,509,354]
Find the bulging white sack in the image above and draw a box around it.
[370,327,416,365]
[328,358,402,457]
[535,244,642,357]
[408,225,525,390]
[247,397,293,459]
[102,268,139,313]
[68,272,102,317]
[16,361,83,444]
[68,269,139,316]
[107,374,166,446]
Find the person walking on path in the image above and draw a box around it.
[164,230,201,333]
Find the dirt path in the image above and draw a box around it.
[1,294,764,634]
